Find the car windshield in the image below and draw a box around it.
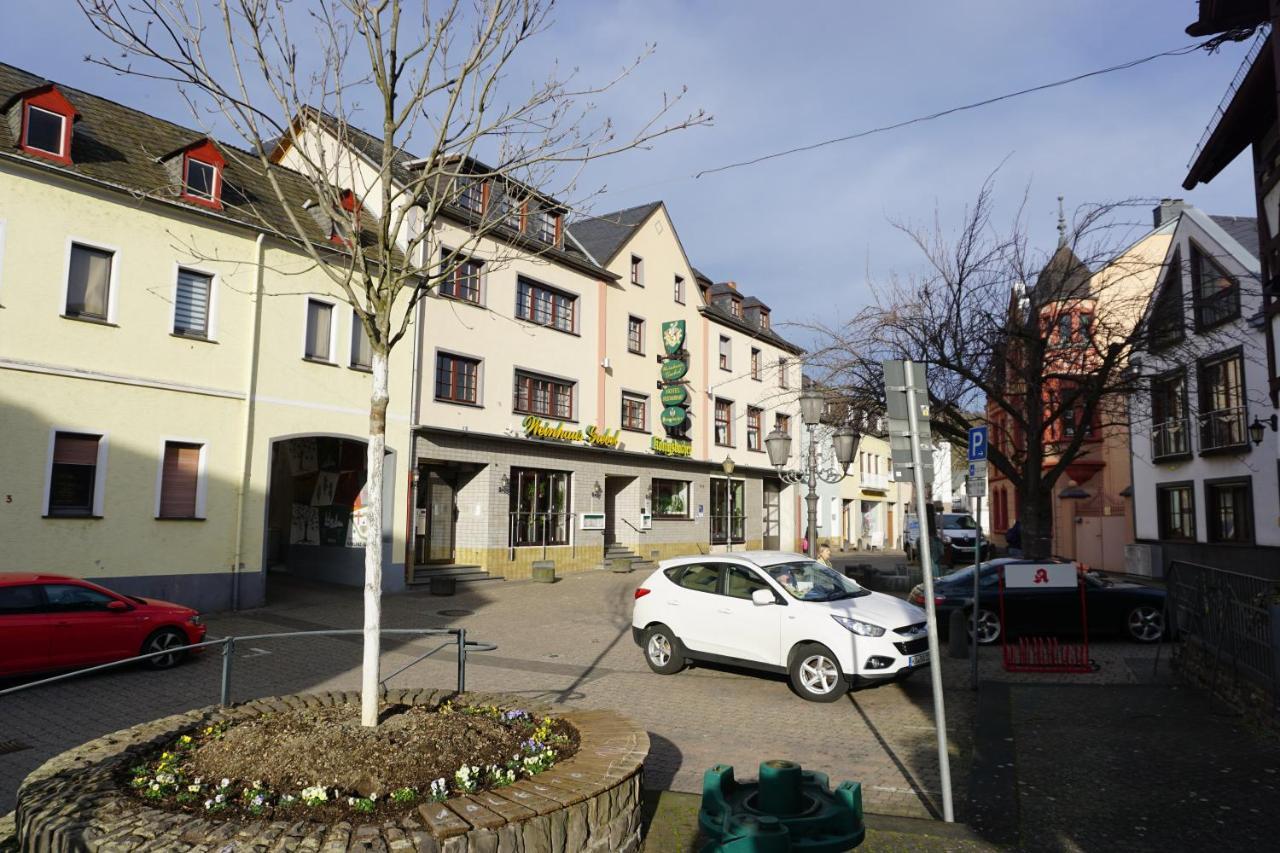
[766,560,868,602]
[942,515,977,530]
[940,560,1004,584]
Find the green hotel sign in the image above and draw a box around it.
[662,320,686,355]
[660,384,688,407]
[660,406,688,428]
[660,358,688,382]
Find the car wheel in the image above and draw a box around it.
[642,624,685,675]
[1126,605,1164,643]
[789,643,847,703]
[142,628,188,670]
[969,608,1002,645]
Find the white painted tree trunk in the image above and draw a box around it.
[361,348,390,727]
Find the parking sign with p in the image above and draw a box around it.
[968,425,988,462]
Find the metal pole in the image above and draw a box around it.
[971,494,982,691]
[904,360,955,822]
[456,628,467,693]
[807,424,819,558]
[220,637,235,706]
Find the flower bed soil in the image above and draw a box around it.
[117,701,578,821]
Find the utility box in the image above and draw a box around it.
[531,560,556,583]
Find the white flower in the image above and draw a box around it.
[220,778,231,788]
[188,784,201,793]
[203,799,213,809]
[215,794,225,803]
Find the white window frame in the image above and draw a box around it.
[302,296,339,363]
[43,428,109,518]
[24,105,66,157]
[152,438,209,520]
[627,314,646,355]
[349,308,375,371]
[674,274,685,304]
[61,237,122,324]
[183,157,220,202]
[171,262,219,340]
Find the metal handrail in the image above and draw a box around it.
[0,627,497,704]
[1151,417,1191,459]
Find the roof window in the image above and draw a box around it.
[177,139,226,209]
[11,85,77,164]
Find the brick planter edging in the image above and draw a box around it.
[16,689,649,853]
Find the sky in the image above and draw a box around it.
[7,1,1259,347]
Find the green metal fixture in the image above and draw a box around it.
[699,760,865,852]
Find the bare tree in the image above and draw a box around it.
[806,179,1255,560]
[79,0,708,726]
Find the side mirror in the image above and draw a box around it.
[106,600,130,612]
[751,589,775,607]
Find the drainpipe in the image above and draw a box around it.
[231,232,267,611]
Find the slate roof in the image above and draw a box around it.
[707,282,742,298]
[565,201,663,265]
[0,62,359,249]
[699,302,803,355]
[1027,243,1092,306]
[1209,214,1260,261]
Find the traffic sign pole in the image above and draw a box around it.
[971,493,982,691]
[903,360,955,823]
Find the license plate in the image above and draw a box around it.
[909,651,930,667]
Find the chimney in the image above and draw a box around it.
[1153,198,1186,228]
[724,281,737,291]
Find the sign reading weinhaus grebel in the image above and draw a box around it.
[522,416,619,448]
[657,320,693,457]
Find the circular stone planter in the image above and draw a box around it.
[16,689,648,853]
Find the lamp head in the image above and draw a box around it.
[765,429,791,468]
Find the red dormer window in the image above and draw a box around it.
[330,189,362,246]
[179,139,226,209]
[16,85,76,165]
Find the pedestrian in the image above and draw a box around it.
[1005,519,1022,556]
[817,543,833,568]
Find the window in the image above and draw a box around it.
[630,255,643,286]
[710,478,745,544]
[496,193,523,231]
[43,584,115,612]
[174,268,212,337]
[515,370,574,419]
[1055,313,1072,345]
[457,180,484,214]
[747,407,762,451]
[729,299,743,319]
[653,479,690,518]
[778,358,790,389]
[531,207,559,244]
[775,413,791,437]
[714,398,733,446]
[0,585,43,614]
[441,253,483,303]
[674,274,685,304]
[676,564,721,594]
[1206,478,1253,543]
[509,467,570,547]
[1198,351,1246,451]
[725,565,772,600]
[719,336,731,371]
[435,353,480,404]
[23,105,66,158]
[1078,312,1093,344]
[184,158,217,201]
[1148,250,1184,349]
[627,316,645,354]
[1156,483,1195,540]
[47,432,101,517]
[158,441,202,519]
[622,392,647,431]
[759,312,770,330]
[751,348,761,380]
[350,313,373,370]
[1150,371,1189,459]
[65,243,113,321]
[1191,243,1239,329]
[516,277,576,333]
[304,299,334,361]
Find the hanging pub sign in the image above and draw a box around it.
[660,384,688,407]
[660,358,688,382]
[662,320,686,355]
[660,406,688,428]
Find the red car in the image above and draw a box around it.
[0,573,206,678]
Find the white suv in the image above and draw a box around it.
[631,551,930,702]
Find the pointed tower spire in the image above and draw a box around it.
[1056,196,1067,248]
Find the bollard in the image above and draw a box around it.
[219,637,235,705]
[949,610,969,659]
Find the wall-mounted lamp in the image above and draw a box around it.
[592,481,603,500]
[1249,414,1278,446]
[497,473,511,495]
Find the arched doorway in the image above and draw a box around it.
[263,434,399,598]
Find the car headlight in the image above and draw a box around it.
[831,615,885,637]
[189,614,203,626]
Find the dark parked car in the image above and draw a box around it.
[909,559,1167,644]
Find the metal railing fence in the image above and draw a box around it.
[0,628,496,704]
[1167,561,1279,708]
[1151,417,1190,459]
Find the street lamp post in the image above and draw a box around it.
[766,388,859,558]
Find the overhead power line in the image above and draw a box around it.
[691,40,1215,180]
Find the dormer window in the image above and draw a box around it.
[172,139,226,209]
[759,311,770,330]
[730,299,743,319]
[11,85,77,164]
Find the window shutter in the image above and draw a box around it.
[160,442,200,518]
[53,433,99,465]
[175,269,211,335]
